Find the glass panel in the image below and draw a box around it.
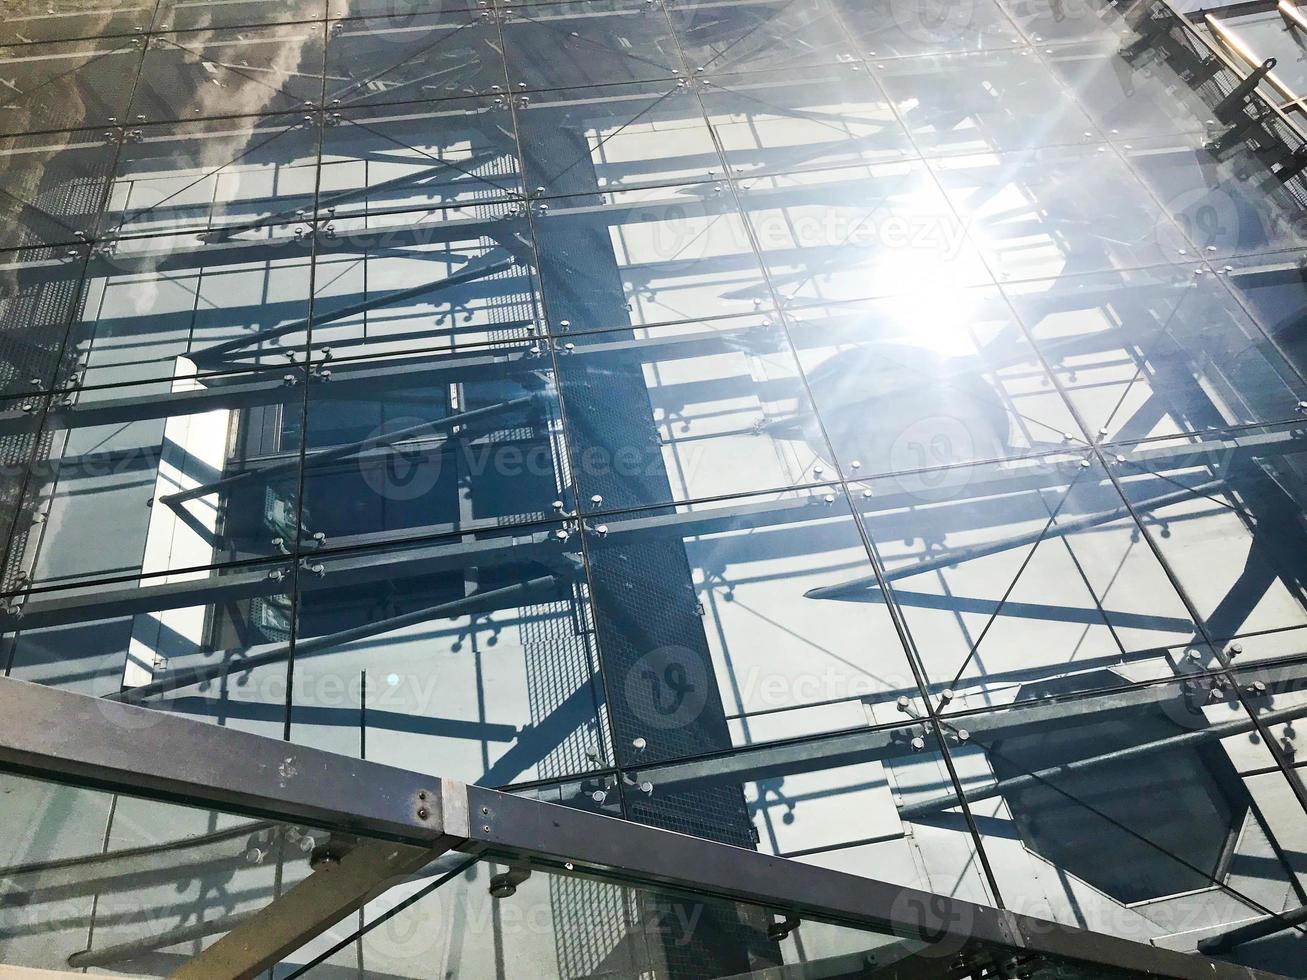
[930,143,1187,282]
[69,231,314,388]
[1123,132,1307,260]
[0,771,320,975]
[874,47,1095,156]
[309,204,540,360]
[516,81,722,197]
[1219,250,1307,383]
[284,844,1159,978]
[299,345,563,542]
[0,129,116,251]
[741,162,990,303]
[996,0,1132,45]
[320,97,522,214]
[618,724,996,906]
[0,1,154,44]
[1006,264,1307,441]
[853,452,1198,708]
[666,0,855,76]
[325,8,505,107]
[833,0,1025,57]
[558,317,826,510]
[1113,422,1307,646]
[580,487,915,761]
[952,679,1307,964]
[1043,38,1211,140]
[287,528,609,785]
[155,0,327,32]
[787,285,1080,477]
[3,558,293,727]
[697,64,912,178]
[0,246,88,396]
[503,0,684,91]
[132,23,325,123]
[534,181,772,328]
[104,114,321,241]
[0,36,139,134]
[4,366,308,589]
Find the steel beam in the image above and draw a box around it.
[0,677,1290,980]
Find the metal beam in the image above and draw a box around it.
[0,677,444,844]
[0,678,1289,980]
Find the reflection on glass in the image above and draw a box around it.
[288,529,607,786]
[0,771,318,973]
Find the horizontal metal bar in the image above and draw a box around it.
[1199,901,1307,953]
[899,700,1307,819]
[462,784,1284,980]
[0,679,1288,979]
[0,676,445,845]
[112,574,562,702]
[159,391,544,505]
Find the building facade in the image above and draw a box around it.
[2,0,1307,976]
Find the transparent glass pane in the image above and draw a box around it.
[5,366,307,589]
[951,679,1307,963]
[4,558,293,729]
[618,723,996,906]
[0,36,139,134]
[930,143,1187,282]
[299,345,563,542]
[132,24,325,122]
[996,0,1132,45]
[874,47,1095,156]
[0,129,116,251]
[156,0,327,32]
[325,9,504,107]
[310,204,540,360]
[287,529,609,785]
[853,452,1198,707]
[1043,38,1211,140]
[788,285,1079,477]
[534,181,772,328]
[697,64,912,178]
[742,162,990,303]
[70,231,314,387]
[580,487,915,760]
[833,0,1025,57]
[105,114,321,241]
[502,0,684,91]
[1113,422,1307,645]
[0,246,88,396]
[1123,132,1307,260]
[1006,264,1307,440]
[516,81,722,197]
[558,317,826,510]
[667,0,854,76]
[0,1,154,44]
[0,771,319,975]
[320,97,522,214]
